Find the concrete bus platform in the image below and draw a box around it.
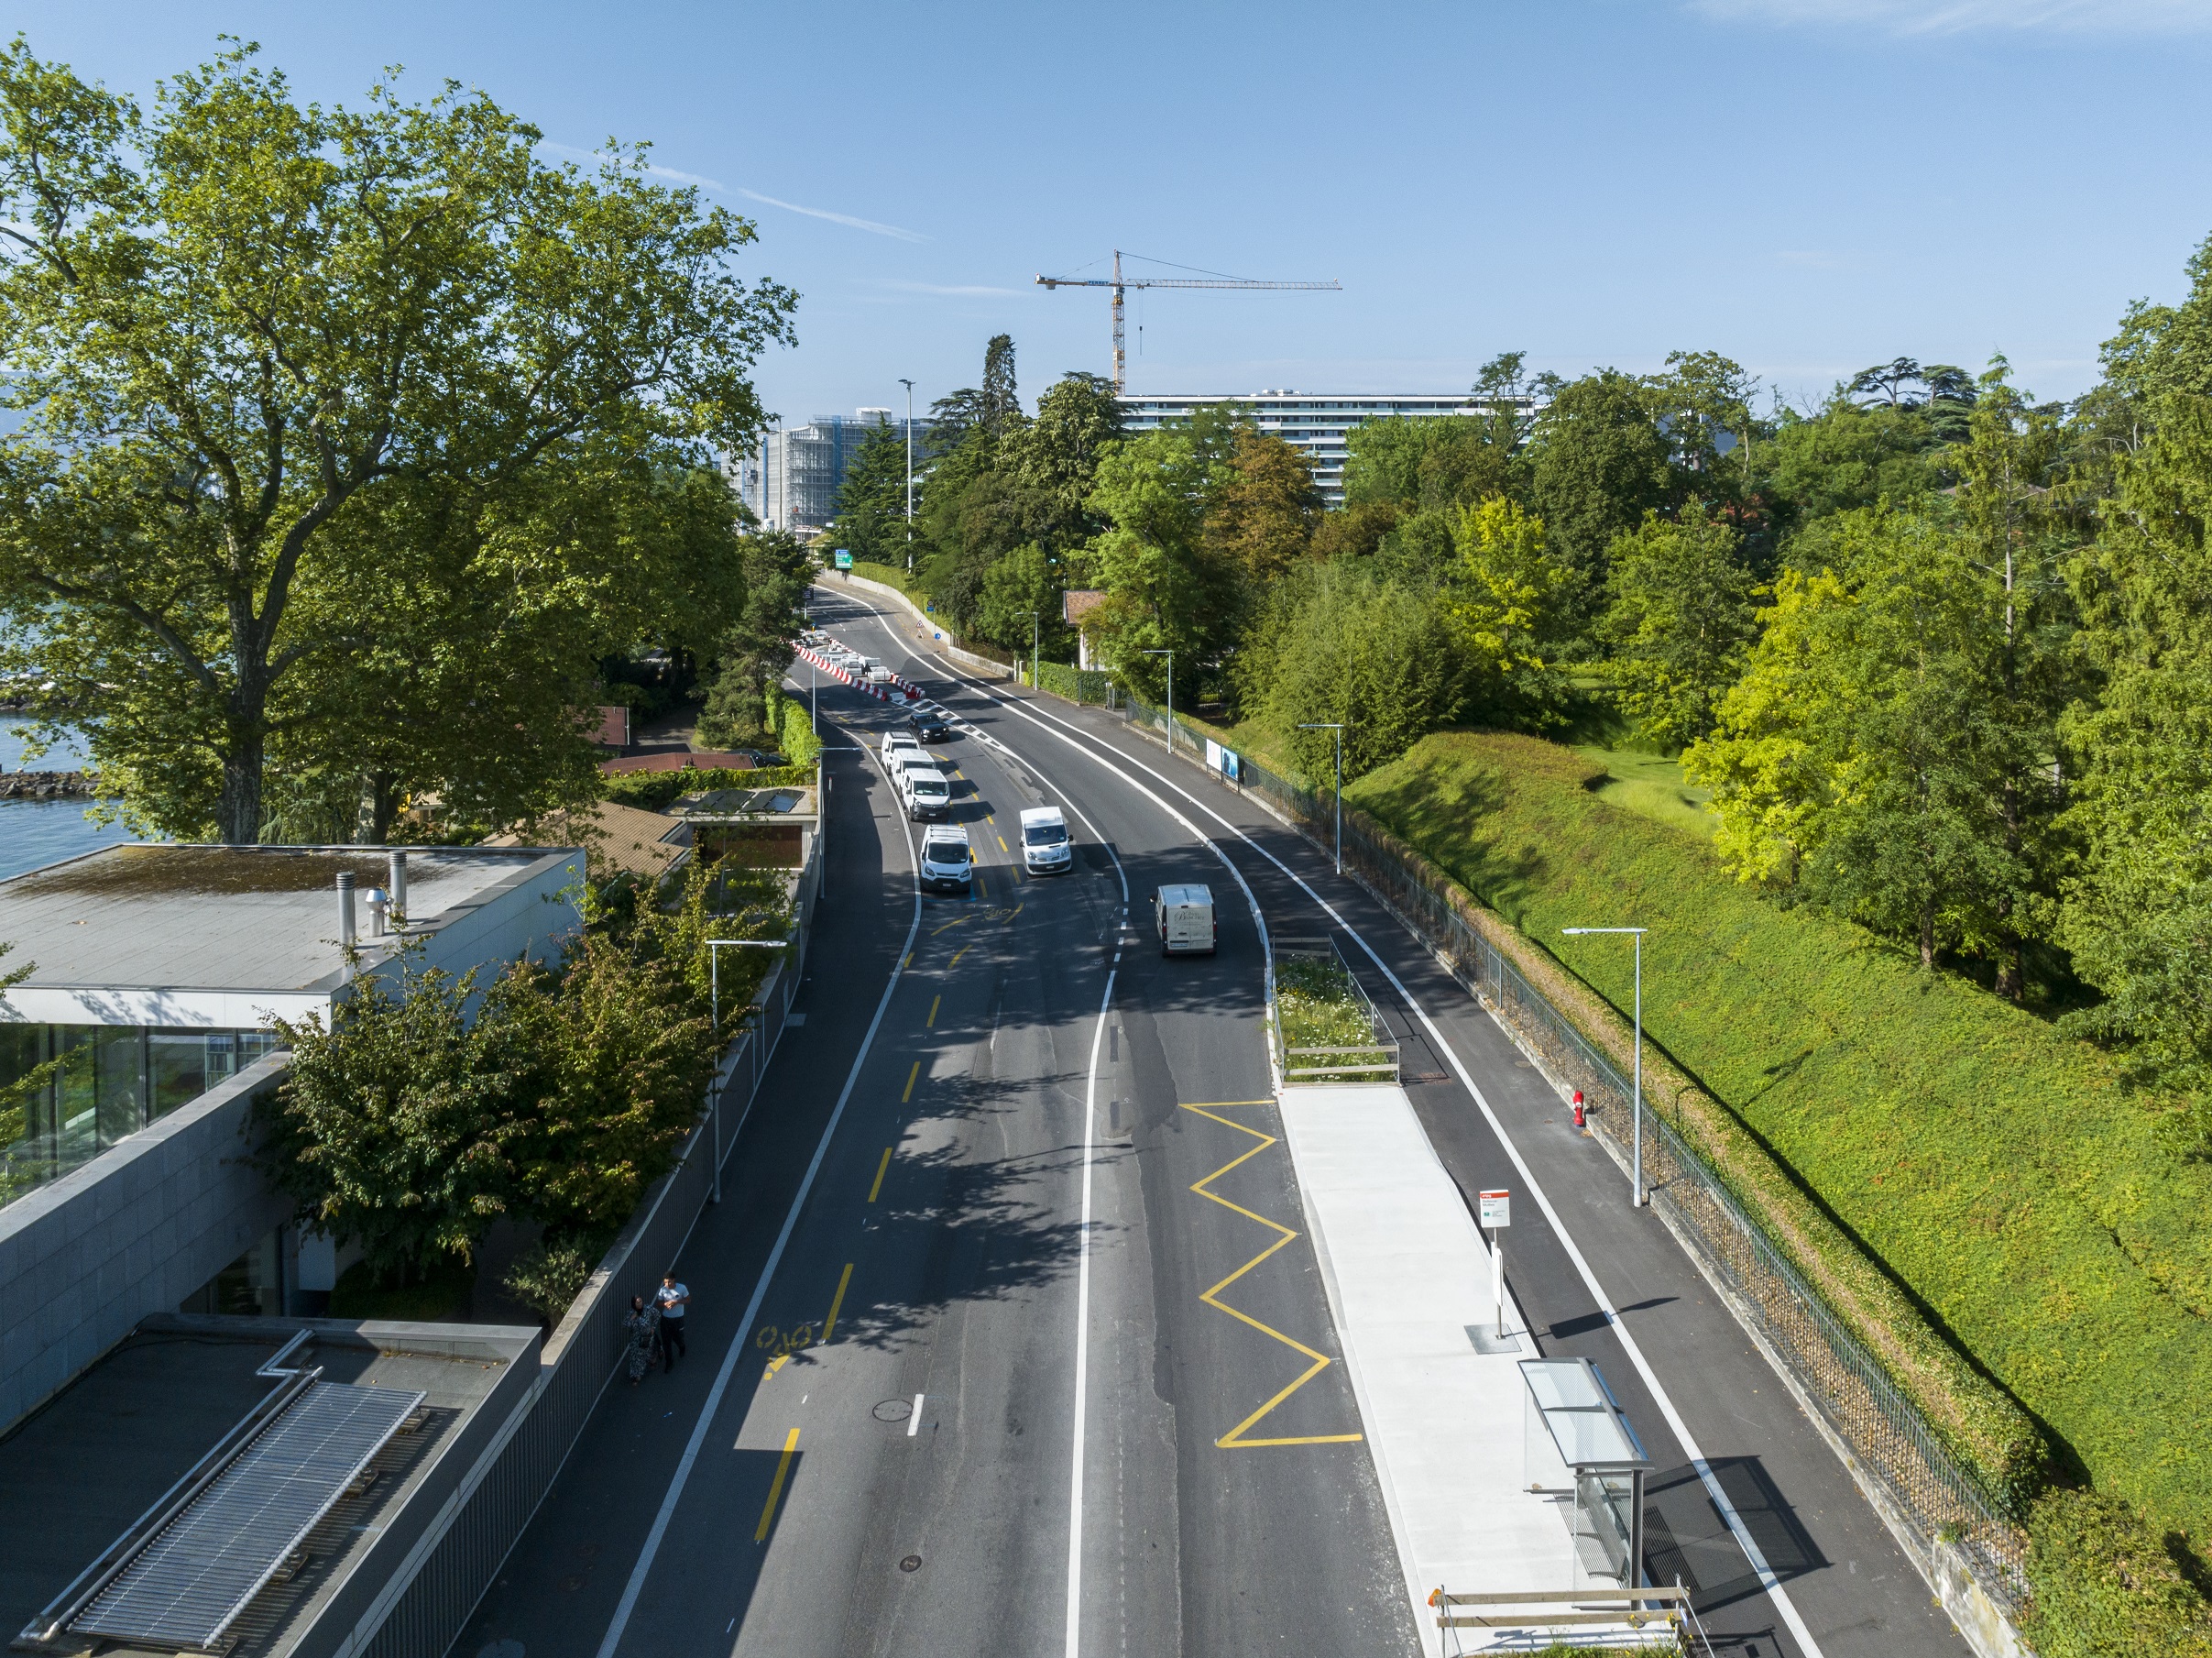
[1279,1082,1665,1655]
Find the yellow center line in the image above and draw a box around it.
[903,950,913,970]
[1181,1102,1364,1449]
[926,994,940,1027]
[997,835,1010,853]
[754,1428,801,1543]
[869,1147,892,1202]
[976,871,989,897]
[903,1061,920,1103]
[821,1261,854,1344]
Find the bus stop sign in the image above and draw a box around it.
[1479,1190,1510,1229]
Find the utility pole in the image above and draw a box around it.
[1561,927,1648,1207]
[1298,723,1344,873]
[897,378,915,573]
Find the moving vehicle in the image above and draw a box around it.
[909,708,951,743]
[1019,806,1072,876]
[919,826,972,894]
[1155,884,1217,955]
[883,730,921,764]
[865,663,894,684]
[903,767,952,820]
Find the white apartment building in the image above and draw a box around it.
[1116,391,1539,503]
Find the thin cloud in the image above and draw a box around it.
[538,141,926,242]
[1690,0,2212,32]
[873,279,1022,297]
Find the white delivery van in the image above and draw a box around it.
[903,766,952,821]
[883,730,921,767]
[1019,806,1073,875]
[1155,884,1216,956]
[919,826,972,895]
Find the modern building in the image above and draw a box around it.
[740,409,927,534]
[1115,390,1540,504]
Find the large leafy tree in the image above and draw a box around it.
[1205,425,1321,583]
[1526,369,1675,588]
[827,416,913,568]
[0,43,794,843]
[1600,511,1762,749]
[1077,429,1236,699]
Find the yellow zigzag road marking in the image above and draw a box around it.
[1180,1102,1363,1450]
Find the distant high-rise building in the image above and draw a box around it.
[738,411,925,535]
[1115,391,1539,504]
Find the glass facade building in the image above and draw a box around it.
[0,1024,280,1208]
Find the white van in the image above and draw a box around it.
[1019,806,1072,875]
[1155,884,1216,956]
[919,826,972,895]
[903,766,952,821]
[883,730,921,767]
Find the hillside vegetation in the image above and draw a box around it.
[1344,728,2212,1548]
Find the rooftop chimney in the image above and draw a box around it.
[336,872,356,952]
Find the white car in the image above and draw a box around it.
[902,767,952,821]
[1019,806,1073,876]
[919,827,972,895]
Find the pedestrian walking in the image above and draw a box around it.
[622,1295,659,1385]
[655,1274,689,1373]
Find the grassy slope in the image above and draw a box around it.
[1345,730,2212,1543]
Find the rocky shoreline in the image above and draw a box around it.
[0,770,95,799]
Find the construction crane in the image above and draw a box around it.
[1035,250,1341,392]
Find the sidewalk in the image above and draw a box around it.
[1280,1082,1660,1655]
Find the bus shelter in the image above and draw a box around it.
[1519,1357,1652,1591]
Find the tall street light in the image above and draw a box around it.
[897,378,916,572]
[1139,649,1173,752]
[1298,722,1345,873]
[1560,926,1648,1207]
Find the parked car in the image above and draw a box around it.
[1019,806,1072,876]
[1154,884,1216,956]
[909,708,951,743]
[919,826,972,895]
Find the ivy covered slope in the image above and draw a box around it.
[1345,728,2212,1543]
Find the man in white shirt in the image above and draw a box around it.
[654,1275,689,1372]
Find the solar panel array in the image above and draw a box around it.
[71,1381,424,1650]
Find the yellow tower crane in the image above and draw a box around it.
[1035,250,1341,393]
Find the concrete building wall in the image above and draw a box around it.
[0,1052,291,1431]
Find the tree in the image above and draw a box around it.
[1014,372,1124,549]
[0,43,794,843]
[1206,426,1321,582]
[1256,562,1462,782]
[1527,369,1675,587]
[977,543,1071,657]
[1601,511,1762,749]
[1450,497,1572,684]
[1685,508,2064,982]
[696,529,809,749]
[828,416,912,567]
[2058,393,2212,1111]
[1078,429,1236,698]
[1758,398,1944,547]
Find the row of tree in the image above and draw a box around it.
[849,244,2212,1123]
[0,43,798,844]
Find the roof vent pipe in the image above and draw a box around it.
[336,872,356,954]
[388,851,408,928]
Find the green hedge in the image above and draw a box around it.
[1033,660,1115,704]
[1343,730,2212,1563]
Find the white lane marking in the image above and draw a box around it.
[908,1394,923,1438]
[966,686,1831,1658]
[826,592,1832,1658]
[595,730,925,1658]
[1065,964,1117,1658]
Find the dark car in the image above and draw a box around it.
[908,708,951,743]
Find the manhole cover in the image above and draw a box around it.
[899,1554,923,1574]
[872,1399,914,1422]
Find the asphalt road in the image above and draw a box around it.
[459,600,1412,1658]
[817,580,1977,1658]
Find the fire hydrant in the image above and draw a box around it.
[1571,1090,1586,1130]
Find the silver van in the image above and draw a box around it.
[1155,884,1216,956]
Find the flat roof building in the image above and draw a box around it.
[740,410,925,534]
[1116,390,1539,504]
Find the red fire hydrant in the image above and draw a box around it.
[1571,1090,1586,1129]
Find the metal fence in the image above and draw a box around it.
[1112,694,2028,1606]
[1270,933,1401,1083]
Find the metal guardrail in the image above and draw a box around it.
[1113,694,2029,1610]
[1269,933,1401,1083]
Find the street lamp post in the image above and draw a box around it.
[897,379,915,573]
[1298,722,1345,873]
[1139,649,1174,753]
[1560,926,1648,1207]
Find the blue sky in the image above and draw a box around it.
[8,1,2212,422]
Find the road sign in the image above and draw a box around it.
[1479,1190,1510,1228]
[834,549,853,570]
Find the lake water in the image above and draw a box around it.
[0,714,149,882]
